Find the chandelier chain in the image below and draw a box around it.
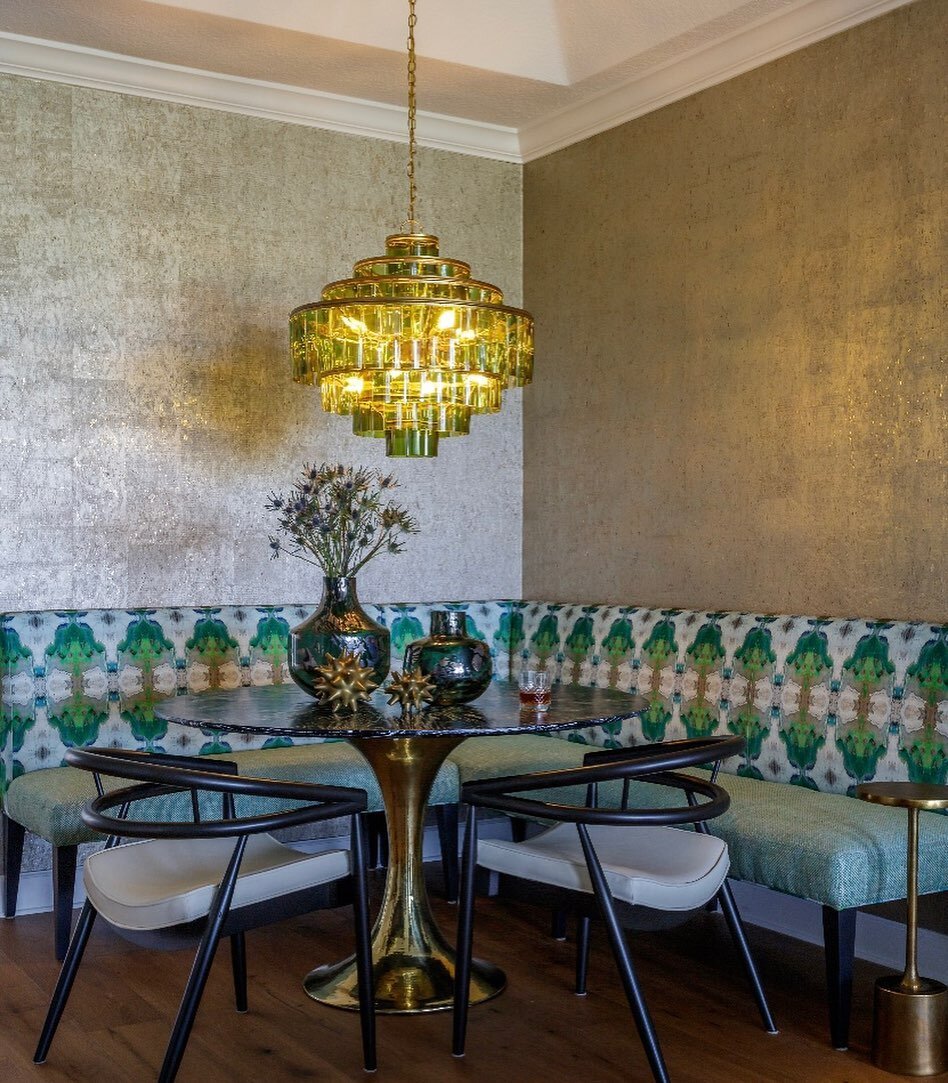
[406,0,418,230]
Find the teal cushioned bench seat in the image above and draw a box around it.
[449,734,587,783]
[707,771,948,911]
[4,745,459,846]
[449,734,628,809]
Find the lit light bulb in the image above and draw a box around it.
[420,378,439,396]
[343,376,365,394]
[466,373,490,386]
[436,309,456,331]
[341,315,369,334]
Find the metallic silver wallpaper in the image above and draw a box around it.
[0,77,524,611]
[522,0,946,622]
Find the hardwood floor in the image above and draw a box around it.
[0,871,943,1083]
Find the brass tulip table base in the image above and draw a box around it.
[304,734,505,1014]
[155,681,647,1017]
[857,782,948,1077]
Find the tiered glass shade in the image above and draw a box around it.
[290,233,533,457]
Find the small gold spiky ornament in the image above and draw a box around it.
[311,651,378,713]
[385,669,436,714]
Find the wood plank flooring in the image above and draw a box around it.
[0,870,943,1082]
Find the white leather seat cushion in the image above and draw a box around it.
[478,824,729,912]
[83,835,351,931]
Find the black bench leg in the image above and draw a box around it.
[510,817,528,842]
[53,846,78,962]
[3,813,25,918]
[823,905,857,1050]
[435,803,459,902]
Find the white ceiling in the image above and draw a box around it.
[0,0,912,161]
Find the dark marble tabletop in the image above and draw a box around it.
[155,681,647,740]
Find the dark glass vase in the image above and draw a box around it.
[403,610,492,705]
[289,577,390,698]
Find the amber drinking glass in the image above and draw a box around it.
[518,669,552,712]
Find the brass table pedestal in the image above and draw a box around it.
[857,782,948,1077]
[304,734,506,1014]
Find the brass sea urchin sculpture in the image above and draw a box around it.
[311,651,378,713]
[386,669,436,714]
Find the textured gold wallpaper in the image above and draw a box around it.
[0,77,524,610]
[523,0,946,621]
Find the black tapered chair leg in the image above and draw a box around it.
[159,928,224,1083]
[350,815,377,1072]
[452,806,478,1058]
[575,915,591,995]
[551,909,568,940]
[2,813,25,918]
[577,825,670,1083]
[366,811,390,869]
[159,839,247,1083]
[230,932,248,1013]
[510,817,528,842]
[823,905,857,1050]
[52,845,78,961]
[34,900,98,1063]
[715,881,777,1033]
[364,811,386,870]
[435,803,459,902]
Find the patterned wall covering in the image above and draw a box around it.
[2,601,945,798]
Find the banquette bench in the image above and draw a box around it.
[2,599,946,1051]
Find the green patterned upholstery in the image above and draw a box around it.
[4,745,460,847]
[514,603,948,794]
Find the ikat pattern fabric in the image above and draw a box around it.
[0,602,513,790]
[512,603,947,795]
[2,600,945,797]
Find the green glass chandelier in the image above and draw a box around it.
[289,0,534,458]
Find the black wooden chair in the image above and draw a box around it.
[452,735,776,1083]
[33,747,376,1083]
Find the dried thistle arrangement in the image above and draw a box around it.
[266,463,419,577]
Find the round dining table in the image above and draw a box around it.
[156,680,646,1014]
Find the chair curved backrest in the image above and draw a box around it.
[459,735,743,829]
[65,746,368,840]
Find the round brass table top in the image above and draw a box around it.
[856,782,948,812]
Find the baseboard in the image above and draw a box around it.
[4,834,945,983]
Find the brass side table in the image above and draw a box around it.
[857,782,948,1076]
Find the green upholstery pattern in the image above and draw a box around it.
[4,745,460,847]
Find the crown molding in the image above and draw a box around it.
[518,0,912,161]
[0,0,914,166]
[0,32,521,163]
